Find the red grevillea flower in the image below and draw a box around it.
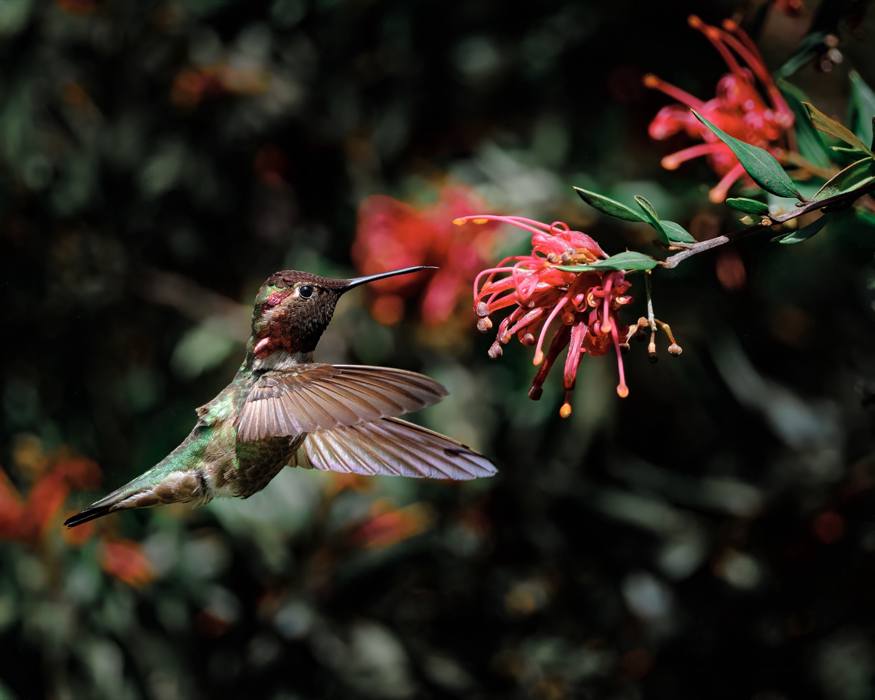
[455,215,638,418]
[352,186,497,326]
[645,16,794,203]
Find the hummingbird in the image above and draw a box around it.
[65,266,496,527]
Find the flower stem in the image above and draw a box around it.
[660,181,875,270]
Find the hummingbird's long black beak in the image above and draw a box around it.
[342,266,437,291]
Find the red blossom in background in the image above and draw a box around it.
[0,454,100,543]
[645,16,794,203]
[0,444,155,588]
[347,501,434,550]
[171,64,270,109]
[352,186,498,326]
[774,0,805,16]
[456,215,644,417]
[100,538,155,587]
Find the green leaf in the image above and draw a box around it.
[803,101,872,155]
[659,219,696,243]
[692,111,801,199]
[849,71,875,149]
[555,251,659,273]
[632,195,669,243]
[725,197,771,215]
[855,207,875,228]
[573,186,646,223]
[777,31,828,78]
[774,215,829,245]
[811,157,875,201]
[777,79,831,168]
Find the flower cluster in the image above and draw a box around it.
[352,185,497,326]
[456,215,677,417]
[0,438,154,587]
[645,16,794,203]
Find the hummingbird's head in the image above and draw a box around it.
[249,266,435,358]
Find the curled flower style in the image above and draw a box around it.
[645,16,794,203]
[352,186,497,326]
[456,215,642,418]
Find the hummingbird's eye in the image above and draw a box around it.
[298,285,314,299]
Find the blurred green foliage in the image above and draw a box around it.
[2,1,875,699]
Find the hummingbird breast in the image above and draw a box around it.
[211,433,305,499]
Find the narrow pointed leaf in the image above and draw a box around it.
[692,111,801,199]
[811,157,875,201]
[803,101,871,154]
[774,215,829,245]
[659,219,696,243]
[555,251,659,273]
[725,197,771,215]
[777,31,828,78]
[778,79,831,167]
[849,71,875,149]
[632,195,669,243]
[573,186,646,223]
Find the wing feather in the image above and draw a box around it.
[296,417,497,480]
[236,364,447,442]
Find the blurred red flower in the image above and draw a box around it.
[774,0,805,16]
[456,215,639,417]
[171,64,270,109]
[348,501,434,550]
[645,16,793,203]
[55,0,98,15]
[0,453,100,542]
[0,443,155,587]
[352,186,498,326]
[100,539,156,587]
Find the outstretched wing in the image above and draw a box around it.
[294,417,497,480]
[235,364,447,442]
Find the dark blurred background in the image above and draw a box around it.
[2,0,875,698]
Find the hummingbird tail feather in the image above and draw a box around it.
[64,483,153,528]
[63,504,115,528]
[64,464,213,528]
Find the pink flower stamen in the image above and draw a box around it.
[455,215,548,239]
[611,322,629,398]
[661,142,727,170]
[601,276,614,334]
[508,307,546,337]
[643,74,706,110]
[709,161,746,203]
[534,296,569,366]
[563,322,587,389]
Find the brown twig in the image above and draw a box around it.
[661,182,875,270]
